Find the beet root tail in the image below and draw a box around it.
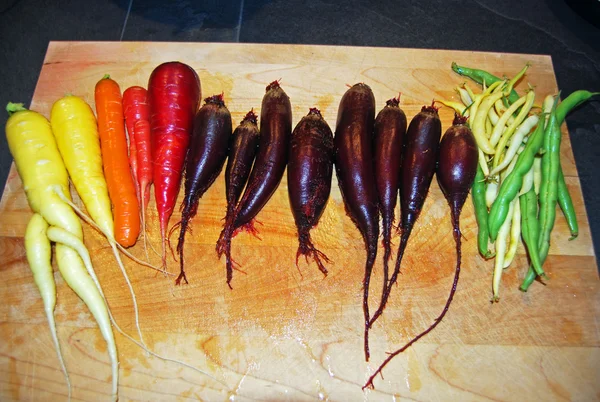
[296,230,330,276]
[174,207,194,285]
[363,242,377,362]
[369,227,411,328]
[364,220,463,390]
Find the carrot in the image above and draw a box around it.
[24,214,71,399]
[49,94,218,391]
[148,62,201,268]
[123,86,152,211]
[50,93,148,365]
[95,75,141,248]
[6,103,117,399]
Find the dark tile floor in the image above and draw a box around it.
[1,0,599,256]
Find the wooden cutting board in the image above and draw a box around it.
[0,42,598,401]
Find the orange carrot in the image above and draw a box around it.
[95,74,140,247]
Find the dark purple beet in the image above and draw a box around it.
[176,94,232,285]
[216,80,292,287]
[288,108,334,275]
[370,102,441,326]
[216,110,260,286]
[373,96,407,320]
[333,83,378,361]
[364,113,478,390]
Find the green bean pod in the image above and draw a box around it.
[552,90,599,241]
[472,165,494,258]
[487,115,547,241]
[557,168,578,240]
[519,188,545,277]
[451,62,520,104]
[556,90,600,124]
[521,101,562,291]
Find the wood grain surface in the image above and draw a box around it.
[0,41,598,401]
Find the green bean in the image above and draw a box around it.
[533,156,542,194]
[557,168,578,240]
[556,90,600,124]
[472,165,494,259]
[451,62,521,104]
[552,90,599,240]
[520,99,561,291]
[487,113,547,241]
[519,188,545,277]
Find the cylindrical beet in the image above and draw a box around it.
[234,81,292,228]
[437,114,479,224]
[364,113,476,391]
[370,102,441,327]
[333,83,378,361]
[224,110,260,215]
[176,94,232,285]
[216,81,292,287]
[373,96,407,311]
[216,110,260,286]
[288,108,334,275]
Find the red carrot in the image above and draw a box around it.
[123,86,152,249]
[148,62,201,268]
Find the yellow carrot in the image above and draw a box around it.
[24,213,71,399]
[6,102,118,400]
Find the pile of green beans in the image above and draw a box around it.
[451,62,598,300]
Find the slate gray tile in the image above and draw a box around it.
[120,0,242,42]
